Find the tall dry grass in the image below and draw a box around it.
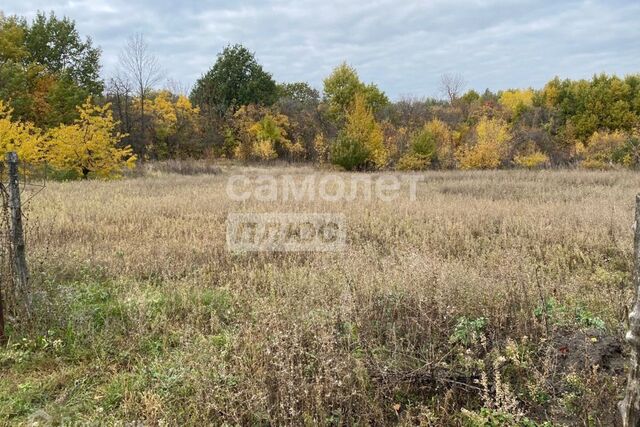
[1,166,637,425]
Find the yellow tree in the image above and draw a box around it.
[146,91,200,158]
[426,118,455,169]
[0,14,28,63]
[228,105,295,161]
[457,116,512,169]
[46,98,136,178]
[331,93,387,170]
[499,89,534,115]
[580,130,627,169]
[0,101,44,164]
[229,105,258,161]
[396,119,455,170]
[148,91,177,140]
[249,113,292,160]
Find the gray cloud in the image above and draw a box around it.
[3,0,639,99]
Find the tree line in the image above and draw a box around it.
[1,11,640,177]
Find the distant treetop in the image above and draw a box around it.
[190,44,278,116]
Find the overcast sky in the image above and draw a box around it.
[2,0,639,99]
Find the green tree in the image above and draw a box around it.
[397,128,436,171]
[43,73,89,126]
[0,61,33,120]
[460,89,480,104]
[190,44,278,115]
[277,82,319,105]
[542,74,638,141]
[0,12,101,127]
[24,12,103,95]
[0,14,27,64]
[322,62,388,122]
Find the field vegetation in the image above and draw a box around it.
[0,165,636,425]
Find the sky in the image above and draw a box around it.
[2,0,639,99]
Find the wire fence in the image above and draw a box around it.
[0,152,43,344]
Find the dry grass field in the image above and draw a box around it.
[1,165,639,425]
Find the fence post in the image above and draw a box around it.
[0,275,5,345]
[621,194,640,426]
[0,160,5,345]
[6,152,30,315]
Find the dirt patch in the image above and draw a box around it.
[553,328,625,374]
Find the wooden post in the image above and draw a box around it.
[6,152,30,314]
[0,160,6,345]
[621,194,640,426]
[0,279,5,345]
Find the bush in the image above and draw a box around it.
[457,117,512,169]
[426,118,456,169]
[396,152,431,171]
[394,119,454,171]
[412,127,437,158]
[581,130,629,169]
[513,151,549,169]
[330,132,370,170]
[621,129,640,168]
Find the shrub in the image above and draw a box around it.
[457,117,512,169]
[331,132,370,170]
[581,130,627,169]
[396,153,431,171]
[395,119,456,171]
[313,133,329,164]
[449,316,487,346]
[514,151,550,169]
[426,118,456,169]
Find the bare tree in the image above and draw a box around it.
[118,33,162,154]
[107,72,133,135]
[165,78,192,97]
[439,73,466,104]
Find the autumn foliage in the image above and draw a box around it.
[3,12,640,174]
[331,93,387,170]
[457,117,512,169]
[0,98,135,178]
[46,99,136,178]
[0,100,44,164]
